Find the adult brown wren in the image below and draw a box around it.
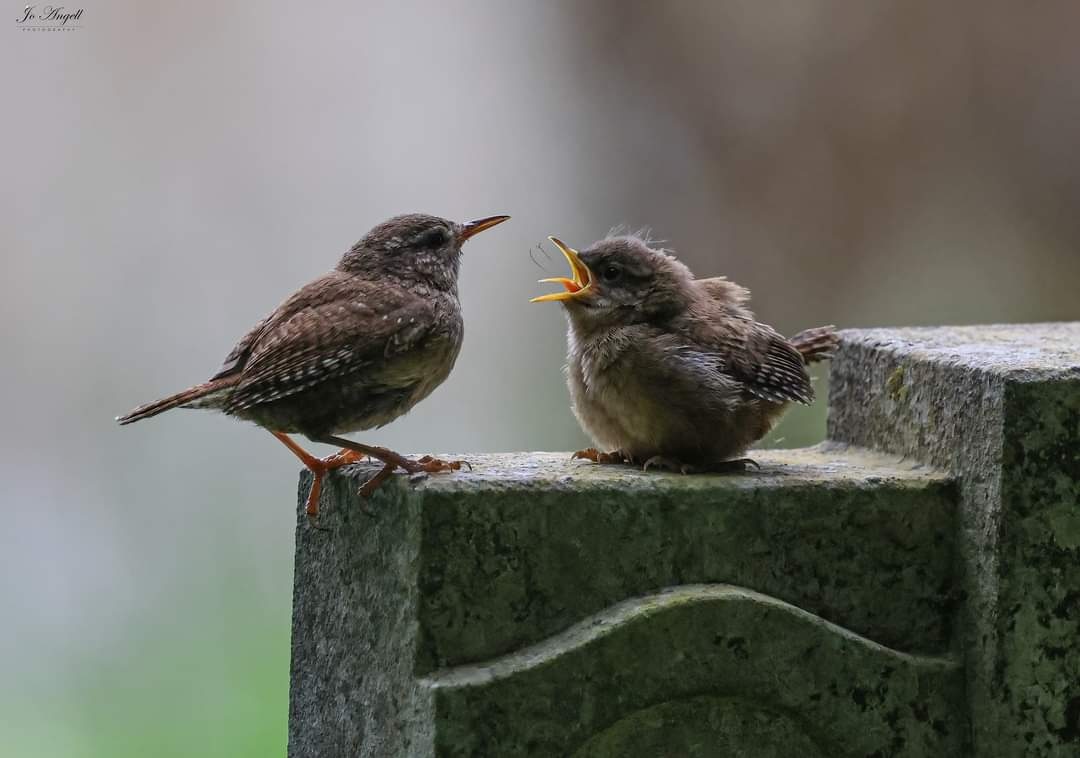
[532,233,837,473]
[118,212,509,518]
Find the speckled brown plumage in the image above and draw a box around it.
[118,212,509,517]
[533,234,837,472]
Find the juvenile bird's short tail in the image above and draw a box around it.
[116,377,237,425]
[790,326,839,364]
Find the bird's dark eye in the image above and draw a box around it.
[601,265,622,283]
[418,227,450,248]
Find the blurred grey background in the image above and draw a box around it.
[3,1,1078,755]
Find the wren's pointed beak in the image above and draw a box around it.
[531,237,593,303]
[459,215,511,242]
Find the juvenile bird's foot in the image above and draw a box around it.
[711,458,761,473]
[642,456,698,475]
[572,448,630,465]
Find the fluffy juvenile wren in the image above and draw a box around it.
[532,233,837,473]
[118,213,509,518]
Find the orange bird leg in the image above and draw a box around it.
[317,435,470,488]
[271,432,363,519]
[358,463,396,499]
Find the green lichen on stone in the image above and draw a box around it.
[995,379,1080,751]
[887,366,909,403]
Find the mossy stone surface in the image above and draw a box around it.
[829,322,1080,757]
[289,446,962,757]
[413,446,957,671]
[427,586,963,757]
[571,695,826,758]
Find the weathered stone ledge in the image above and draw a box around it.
[342,443,950,493]
[831,322,1080,380]
[314,444,958,665]
[291,444,961,757]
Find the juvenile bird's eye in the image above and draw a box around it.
[601,265,622,282]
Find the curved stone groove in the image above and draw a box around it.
[424,584,964,757]
[428,584,954,687]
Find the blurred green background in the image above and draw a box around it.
[3,1,1079,755]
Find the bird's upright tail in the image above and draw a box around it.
[790,325,839,365]
[116,377,237,425]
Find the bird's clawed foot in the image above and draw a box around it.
[572,448,630,465]
[412,455,472,474]
[356,455,471,498]
[712,457,761,473]
[640,456,761,475]
[313,435,471,500]
[358,463,396,500]
[642,456,698,475]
